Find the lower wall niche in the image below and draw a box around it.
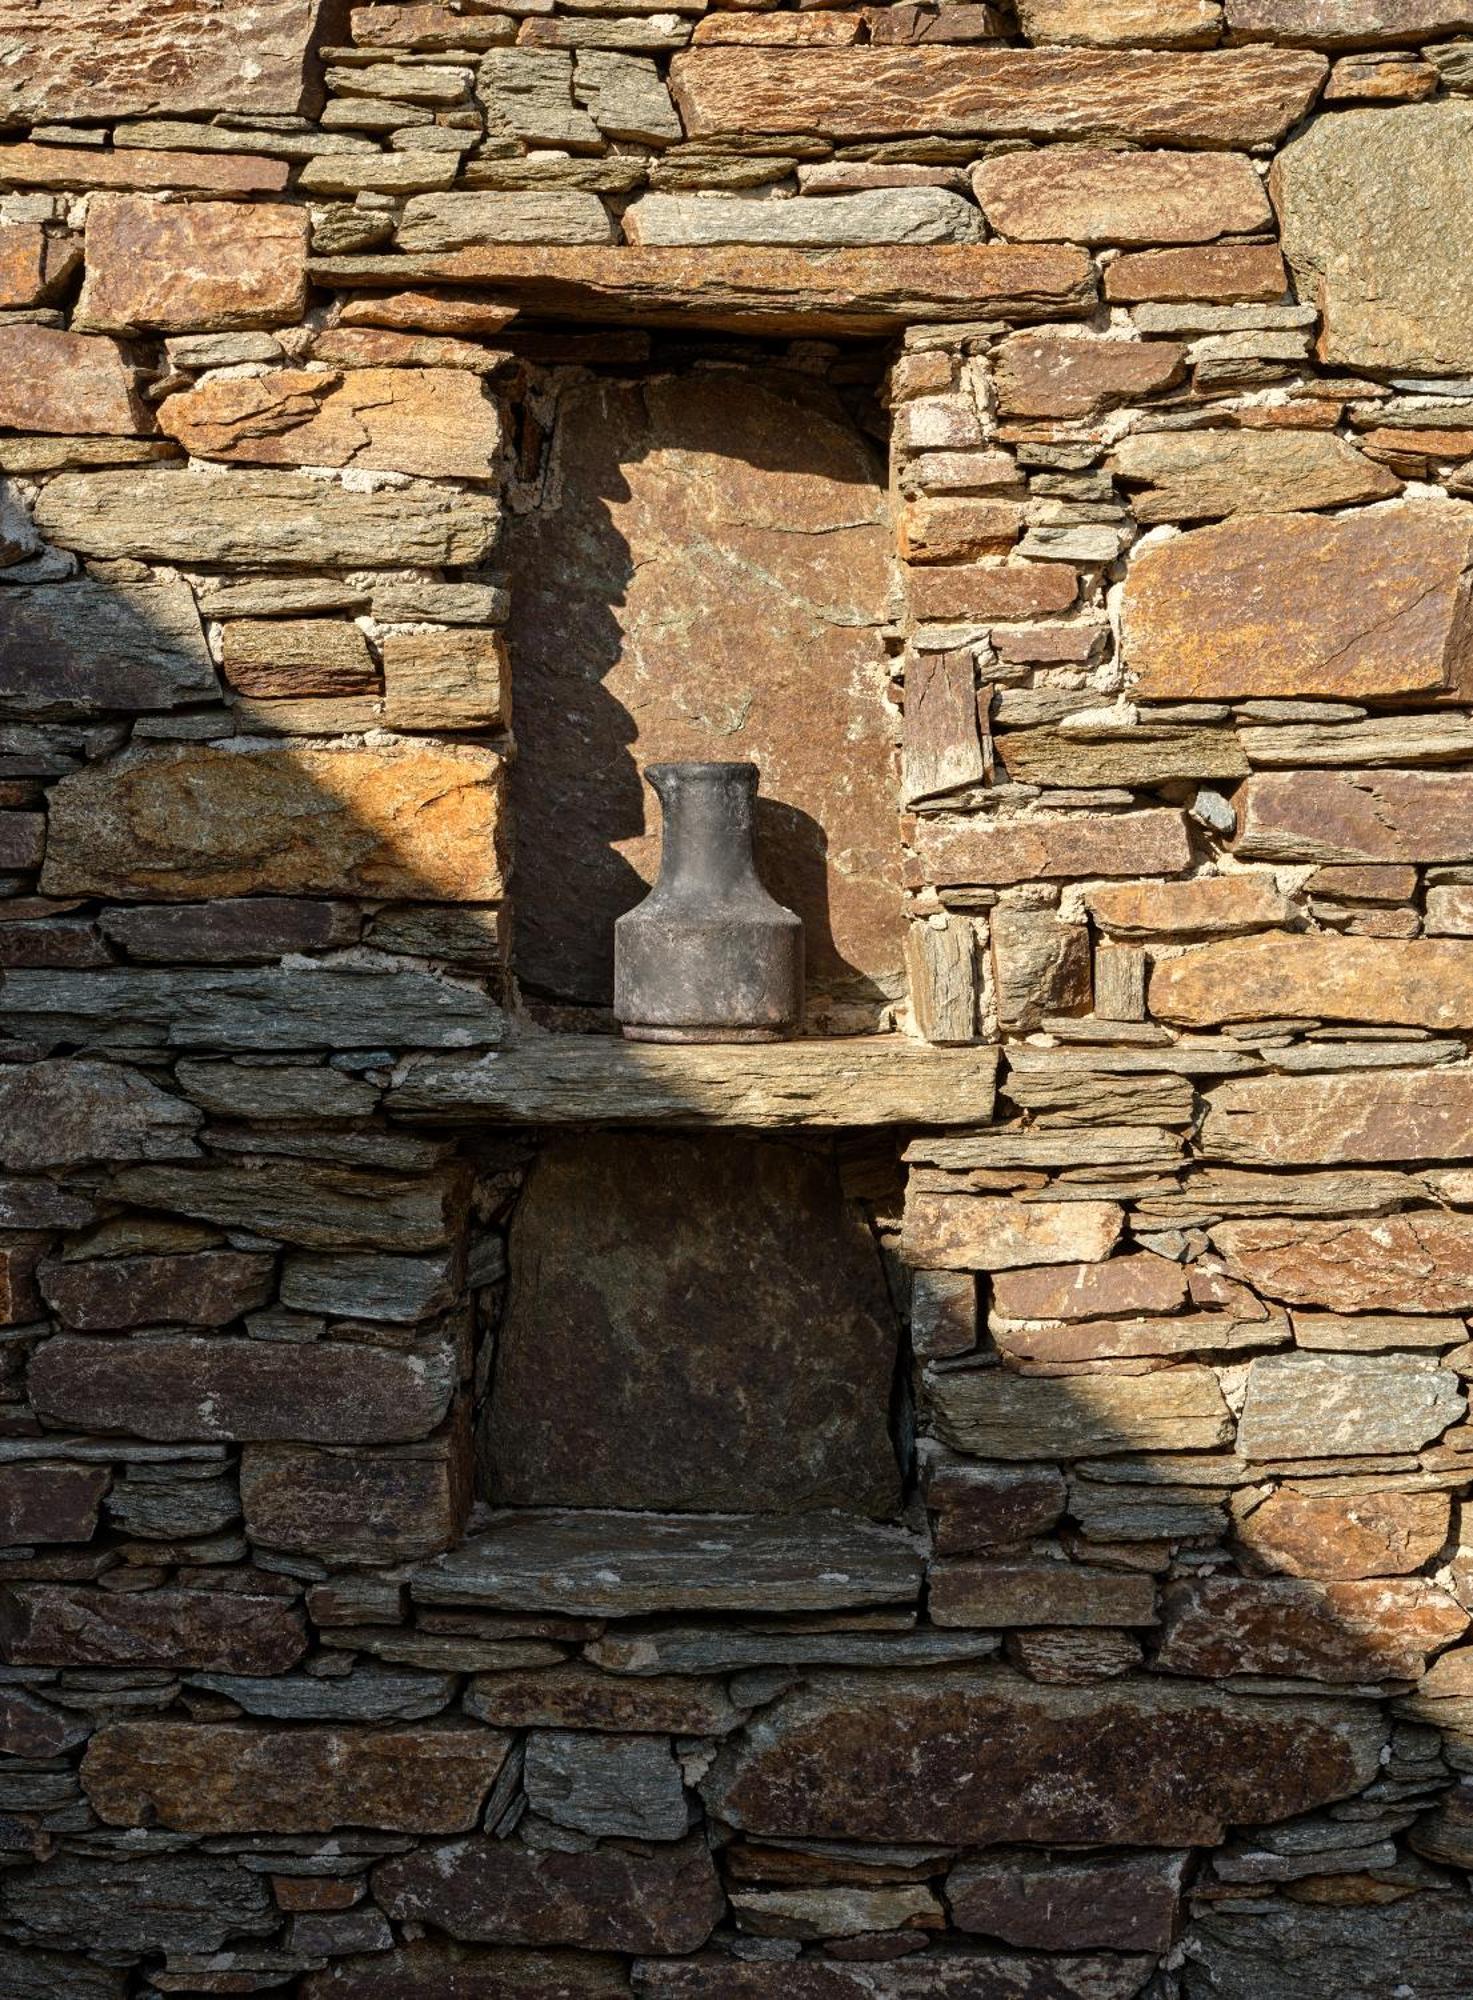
[483,1129,903,1517]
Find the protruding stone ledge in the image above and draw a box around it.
[387,1036,999,1129]
[309,243,1096,337]
[412,1509,924,1616]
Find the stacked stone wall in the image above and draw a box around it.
[5,2,1473,1996]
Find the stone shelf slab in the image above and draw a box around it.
[412,1509,924,1617]
[309,244,1095,338]
[387,1036,999,1128]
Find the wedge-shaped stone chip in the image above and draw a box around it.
[701,1668,1384,1844]
[1123,503,1473,700]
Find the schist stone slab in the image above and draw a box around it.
[388,1038,998,1127]
[0,1851,276,1956]
[301,1946,632,2000]
[0,1059,198,1171]
[635,1958,1152,2000]
[0,1585,306,1672]
[412,1510,924,1617]
[0,577,216,720]
[486,1132,899,1515]
[700,1669,1384,1845]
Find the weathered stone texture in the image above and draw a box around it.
[911,810,1191,886]
[505,370,901,1017]
[1274,100,1473,373]
[302,1946,633,2000]
[37,1247,273,1329]
[158,366,504,480]
[374,1833,725,1953]
[1233,1351,1466,1454]
[525,1730,688,1841]
[1085,875,1289,937]
[1124,504,1473,700]
[241,1436,467,1562]
[929,1367,1233,1458]
[28,1334,458,1443]
[489,1134,899,1516]
[702,1670,1383,1844]
[625,189,984,247]
[1153,935,1473,1030]
[1203,1067,1473,1164]
[0,325,148,437]
[0,0,340,123]
[0,1585,306,1671]
[1156,1576,1467,1681]
[1182,1902,1473,2000]
[903,1194,1122,1269]
[995,331,1185,418]
[974,149,1271,244]
[41,742,505,902]
[76,197,309,335]
[0,1852,275,1955]
[82,1722,509,1833]
[1237,1487,1451,1579]
[668,48,1328,146]
[0,575,217,719]
[637,1962,1152,2000]
[0,1060,198,1170]
[413,1510,922,1617]
[35,467,497,569]
[0,1462,107,1545]
[1235,769,1473,864]
[946,1850,1188,1955]
[1019,0,1223,42]
[1111,430,1399,523]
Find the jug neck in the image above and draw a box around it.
[648,762,763,897]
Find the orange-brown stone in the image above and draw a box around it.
[1151,935,1473,1032]
[0,323,148,437]
[158,367,503,481]
[77,196,309,335]
[1237,1488,1452,1580]
[911,809,1191,886]
[1104,242,1290,303]
[1213,1215,1473,1314]
[1156,1577,1467,1681]
[1235,770,1473,865]
[991,1254,1186,1321]
[1086,875,1290,937]
[0,0,340,122]
[82,1723,511,1834]
[1123,503,1473,699]
[0,142,288,194]
[41,741,506,903]
[1202,1068,1473,1165]
[995,331,1185,418]
[0,224,50,309]
[974,149,1271,245]
[667,47,1327,147]
[909,562,1078,621]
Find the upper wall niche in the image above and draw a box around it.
[505,362,904,1031]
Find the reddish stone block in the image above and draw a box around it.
[0,1463,107,1544]
[76,196,309,335]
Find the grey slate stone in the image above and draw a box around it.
[0,577,218,719]
[188,1664,456,1722]
[414,1511,924,1617]
[625,189,985,247]
[397,190,616,250]
[587,1627,1002,1675]
[1183,1899,1473,2000]
[0,1059,199,1171]
[174,1060,381,1121]
[1237,1353,1466,1460]
[0,966,506,1052]
[0,1851,275,1954]
[0,1945,125,2000]
[279,1250,457,1322]
[526,1730,689,1841]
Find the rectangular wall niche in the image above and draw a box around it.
[485,1131,902,1519]
[504,346,904,1034]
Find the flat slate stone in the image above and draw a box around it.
[374,1833,724,1955]
[389,1038,997,1127]
[1183,1900,1473,2000]
[1111,429,1398,524]
[1233,1351,1466,1455]
[1273,99,1473,373]
[0,1583,306,1672]
[1123,503,1473,700]
[701,1668,1384,1845]
[81,1721,510,1834]
[0,1059,198,1170]
[487,1132,899,1515]
[309,244,1095,337]
[0,0,338,122]
[29,1333,459,1444]
[1235,769,1473,865]
[302,1946,633,2000]
[107,1158,466,1251]
[75,195,308,336]
[929,1366,1233,1459]
[945,1850,1188,1957]
[1202,1067,1473,1165]
[636,1957,1151,2000]
[413,1510,924,1616]
[585,1627,1001,1675]
[0,1943,125,2000]
[624,189,984,247]
[1151,935,1473,1031]
[524,1730,689,1841]
[1155,1575,1467,1681]
[0,1851,276,1955]
[667,47,1327,145]
[0,576,216,719]
[189,1664,455,1722]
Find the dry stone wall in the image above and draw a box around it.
[5,2,1473,1997]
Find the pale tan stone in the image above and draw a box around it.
[1229,1,1473,50]
[974,149,1268,245]
[1273,100,1473,374]
[1105,242,1288,304]
[1236,771,1473,866]
[1085,875,1290,937]
[381,630,507,731]
[1111,429,1398,523]
[667,47,1326,147]
[902,1195,1123,1270]
[1151,935,1473,1032]
[40,742,506,903]
[992,1254,1187,1322]
[0,0,339,123]
[76,197,309,335]
[0,324,148,437]
[0,142,288,195]
[930,1365,1233,1457]
[1018,0,1224,43]
[1202,1067,1473,1165]
[157,368,502,482]
[910,810,1191,887]
[1123,503,1473,700]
